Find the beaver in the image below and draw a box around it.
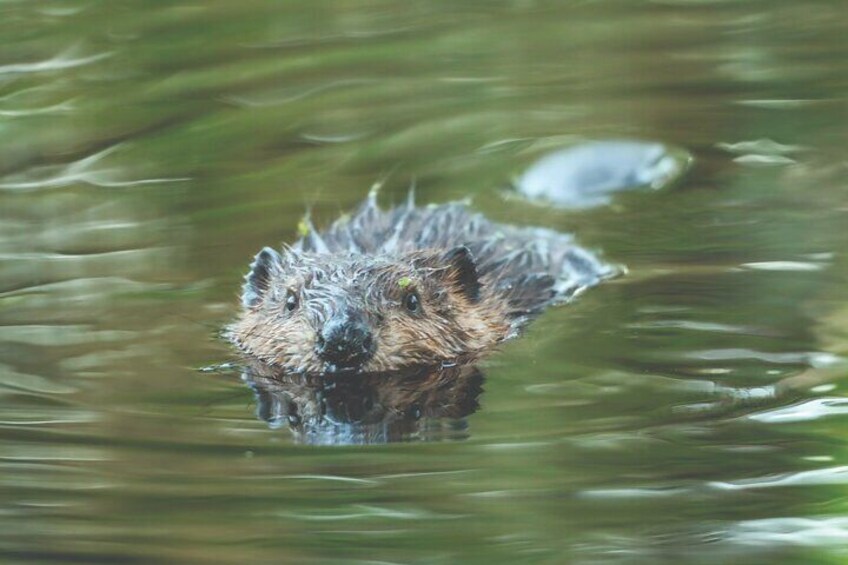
[227,190,619,374]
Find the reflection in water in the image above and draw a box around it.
[244,362,484,445]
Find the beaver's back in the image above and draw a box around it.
[295,193,619,321]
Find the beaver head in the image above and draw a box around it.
[227,245,507,374]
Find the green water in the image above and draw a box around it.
[2,1,847,563]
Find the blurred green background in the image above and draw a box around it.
[1,1,847,563]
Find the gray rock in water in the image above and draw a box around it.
[514,140,690,208]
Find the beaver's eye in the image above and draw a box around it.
[403,291,420,313]
[284,289,299,312]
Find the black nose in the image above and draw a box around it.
[315,312,375,371]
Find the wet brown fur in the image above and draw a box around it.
[227,192,617,374]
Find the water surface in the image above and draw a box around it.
[1,1,847,563]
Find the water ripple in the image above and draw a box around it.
[579,487,690,499]
[748,398,848,423]
[717,138,808,167]
[0,100,75,117]
[686,349,821,364]
[263,474,379,486]
[0,446,108,463]
[717,139,806,156]
[0,410,99,426]
[0,324,135,346]
[0,46,112,75]
[709,465,848,491]
[735,99,818,109]
[0,364,77,395]
[0,462,110,490]
[242,26,419,49]
[0,277,170,299]
[734,154,796,166]
[279,504,459,522]
[375,469,473,480]
[741,260,826,272]
[725,516,848,548]
[627,319,768,335]
[299,131,371,144]
[0,144,189,191]
[221,79,377,108]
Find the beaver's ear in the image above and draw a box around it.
[242,247,283,308]
[441,246,481,303]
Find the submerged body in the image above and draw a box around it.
[227,192,618,374]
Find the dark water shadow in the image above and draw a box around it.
[242,362,484,445]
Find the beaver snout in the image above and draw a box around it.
[315,311,375,371]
